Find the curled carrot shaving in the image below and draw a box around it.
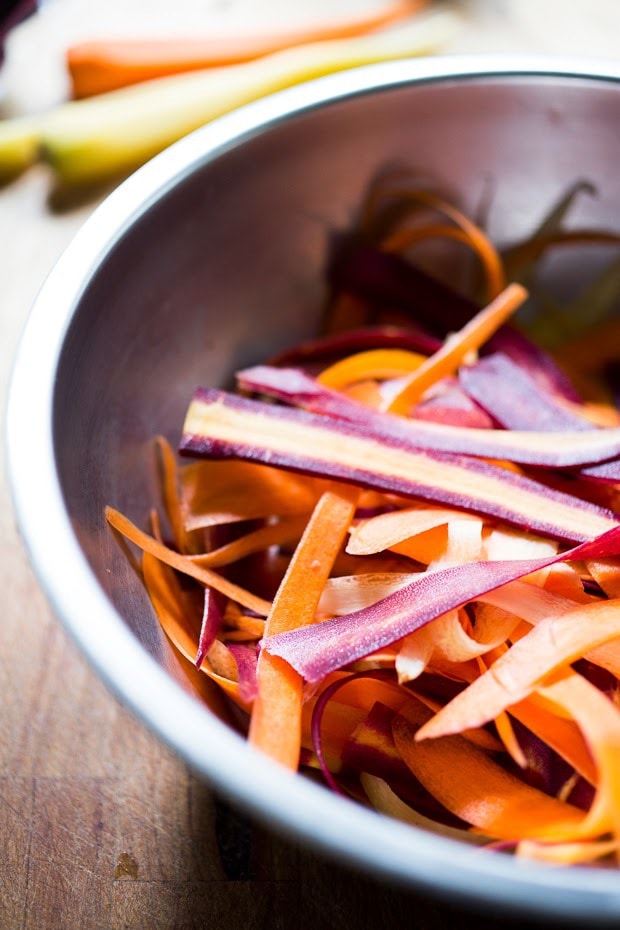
[536,671,620,847]
[393,698,587,842]
[415,598,620,742]
[365,185,506,300]
[381,222,504,303]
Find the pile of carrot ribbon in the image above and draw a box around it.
[107,174,620,866]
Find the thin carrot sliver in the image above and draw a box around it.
[360,773,487,843]
[188,514,309,569]
[141,552,198,664]
[141,552,250,712]
[508,695,597,785]
[248,486,358,767]
[384,282,528,413]
[105,505,271,616]
[153,435,193,553]
[494,710,528,770]
[381,222,504,303]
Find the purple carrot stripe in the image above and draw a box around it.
[486,326,582,403]
[237,364,620,469]
[227,642,259,703]
[459,353,620,482]
[195,587,224,669]
[180,388,618,543]
[263,525,620,683]
[459,353,590,432]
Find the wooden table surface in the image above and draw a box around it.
[2,3,620,927]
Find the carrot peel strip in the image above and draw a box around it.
[248,486,358,767]
[237,363,620,468]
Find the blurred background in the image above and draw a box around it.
[2,1,620,115]
[1,3,620,929]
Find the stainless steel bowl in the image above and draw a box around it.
[7,55,620,922]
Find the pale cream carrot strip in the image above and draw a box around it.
[427,517,484,569]
[318,571,416,616]
[481,525,558,562]
[360,773,488,844]
[248,486,358,768]
[346,504,481,556]
[395,624,435,683]
[516,838,620,865]
[470,602,525,651]
[384,282,528,413]
[415,598,620,742]
[414,605,518,666]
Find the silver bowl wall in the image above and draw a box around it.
[7,56,620,922]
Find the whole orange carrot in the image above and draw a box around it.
[67,0,427,98]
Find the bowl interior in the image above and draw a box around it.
[11,61,620,920]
